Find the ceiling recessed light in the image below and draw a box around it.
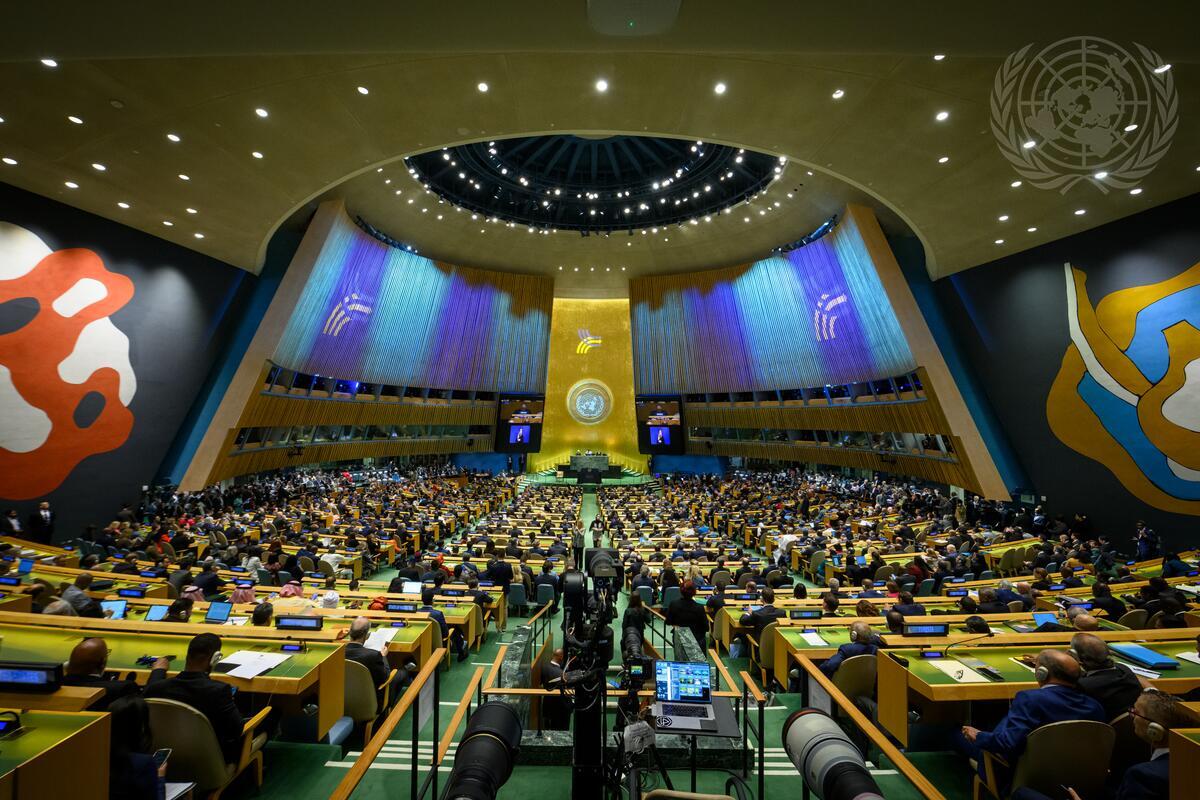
[595,78,609,92]
[1124,123,1139,132]
[935,111,950,121]
[937,156,949,164]
[831,89,845,99]
[477,82,489,93]
[1094,171,1109,180]
[92,163,108,172]
[1022,139,1036,149]
[1027,226,1037,232]
[67,115,83,125]
[713,82,726,95]
[186,207,197,214]
[573,267,579,271]
[162,220,173,226]
[1074,208,1086,215]
[40,58,57,68]
[178,174,189,181]
[590,267,595,271]
[356,86,369,95]
[995,239,1005,244]
[1153,63,1172,74]
[1011,180,1022,188]
[64,180,78,189]
[933,54,946,61]
[998,214,1009,221]
[0,116,4,123]
[251,151,263,159]
[558,266,563,270]
[117,201,130,209]
[1,157,16,166]
[1130,188,1143,195]
[621,266,626,271]
[194,232,205,239]
[167,133,180,142]
[254,107,268,118]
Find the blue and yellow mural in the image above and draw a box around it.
[1047,262,1200,515]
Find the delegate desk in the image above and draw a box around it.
[873,629,1200,746]
[770,612,1126,680]
[1170,725,1200,800]
[569,454,609,471]
[0,709,108,800]
[18,566,170,599]
[0,537,81,569]
[95,600,438,668]
[0,620,346,739]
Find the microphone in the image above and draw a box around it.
[943,630,994,659]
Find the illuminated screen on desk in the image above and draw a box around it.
[654,660,711,704]
[276,615,323,630]
[1032,612,1057,627]
[790,609,821,619]
[387,602,417,612]
[144,605,170,622]
[0,668,49,685]
[903,623,949,636]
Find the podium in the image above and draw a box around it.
[569,454,610,471]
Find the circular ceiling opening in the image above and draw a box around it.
[404,134,782,234]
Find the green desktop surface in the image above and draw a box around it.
[0,623,332,680]
[893,640,1200,686]
[0,710,96,775]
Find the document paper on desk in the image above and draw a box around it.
[799,632,828,647]
[1178,651,1200,667]
[926,659,989,683]
[364,627,400,651]
[220,651,291,679]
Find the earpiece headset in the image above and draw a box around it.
[849,628,859,642]
[1034,664,1049,683]
[1138,687,1173,744]
[210,650,224,670]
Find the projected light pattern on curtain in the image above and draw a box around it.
[273,211,553,392]
[630,210,914,393]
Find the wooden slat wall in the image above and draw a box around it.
[200,364,499,484]
[209,436,494,484]
[240,393,496,428]
[681,366,984,492]
[687,438,982,493]
[685,368,951,435]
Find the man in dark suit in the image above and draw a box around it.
[892,591,927,616]
[665,581,709,650]
[1070,633,1142,720]
[1,509,24,536]
[1087,582,1127,622]
[26,501,54,543]
[540,648,569,729]
[820,621,882,677]
[485,557,514,593]
[534,562,561,612]
[192,561,228,598]
[738,587,785,640]
[976,588,1011,615]
[343,617,408,706]
[63,637,169,710]
[143,633,250,764]
[995,580,1031,611]
[957,650,1105,781]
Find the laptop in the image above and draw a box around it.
[205,601,233,624]
[652,660,716,731]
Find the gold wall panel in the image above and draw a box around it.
[535,298,646,473]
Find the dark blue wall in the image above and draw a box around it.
[650,455,727,476]
[930,193,1200,547]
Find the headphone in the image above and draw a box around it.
[210,650,224,670]
[849,627,859,642]
[1138,688,1172,744]
[1034,665,1049,683]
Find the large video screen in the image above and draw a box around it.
[495,394,544,453]
[636,395,684,454]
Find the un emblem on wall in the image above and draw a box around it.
[567,380,613,425]
[990,36,1177,193]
